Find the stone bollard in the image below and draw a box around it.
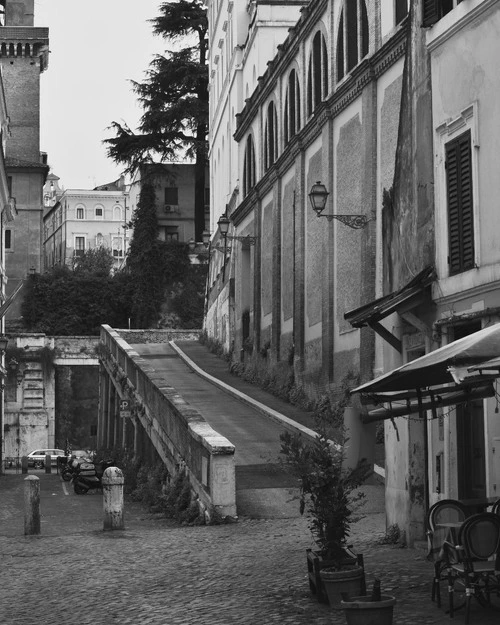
[21,456,28,474]
[102,466,125,531]
[24,475,41,535]
[45,454,52,474]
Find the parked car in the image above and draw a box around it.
[26,448,66,469]
[70,449,95,461]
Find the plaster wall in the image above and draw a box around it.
[428,2,500,297]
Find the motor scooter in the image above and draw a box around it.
[72,459,115,494]
[62,455,89,482]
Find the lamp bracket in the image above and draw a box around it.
[225,234,257,246]
[318,214,372,229]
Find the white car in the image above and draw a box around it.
[26,448,66,469]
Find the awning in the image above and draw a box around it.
[351,323,500,422]
[344,265,436,353]
[344,265,436,328]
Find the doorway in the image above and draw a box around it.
[453,322,486,499]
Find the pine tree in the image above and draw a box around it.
[105,0,208,240]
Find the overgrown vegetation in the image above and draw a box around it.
[21,255,134,335]
[198,331,358,438]
[97,448,225,526]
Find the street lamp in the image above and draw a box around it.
[0,335,8,354]
[309,181,372,229]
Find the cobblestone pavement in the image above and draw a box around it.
[1,473,500,624]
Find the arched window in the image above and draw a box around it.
[264,101,278,172]
[284,69,301,146]
[307,30,328,116]
[337,0,369,82]
[243,134,256,197]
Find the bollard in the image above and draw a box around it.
[45,454,52,474]
[21,456,28,474]
[102,466,125,531]
[24,475,41,535]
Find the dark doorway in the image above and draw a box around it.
[454,322,486,499]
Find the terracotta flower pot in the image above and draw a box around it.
[340,594,396,625]
[319,565,364,608]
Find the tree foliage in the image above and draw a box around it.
[21,260,134,336]
[105,0,208,239]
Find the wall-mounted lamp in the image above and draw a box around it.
[29,266,37,275]
[309,181,372,230]
[202,230,211,248]
[217,209,258,246]
[188,238,196,253]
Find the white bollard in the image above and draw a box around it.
[24,475,41,535]
[102,466,125,531]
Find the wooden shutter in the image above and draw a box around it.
[422,0,440,27]
[445,130,474,275]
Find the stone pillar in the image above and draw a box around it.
[102,467,124,531]
[209,453,236,518]
[24,475,40,535]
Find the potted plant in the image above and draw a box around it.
[280,417,370,608]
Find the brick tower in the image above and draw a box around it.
[0,0,49,321]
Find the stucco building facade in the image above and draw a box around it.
[206,0,500,544]
[43,183,129,272]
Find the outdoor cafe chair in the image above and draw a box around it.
[492,499,500,516]
[427,499,469,607]
[443,512,500,623]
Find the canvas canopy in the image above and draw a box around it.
[351,323,500,422]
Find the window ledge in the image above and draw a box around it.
[426,0,498,52]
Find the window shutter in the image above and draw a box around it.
[422,0,440,27]
[445,130,474,275]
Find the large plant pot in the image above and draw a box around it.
[341,595,396,625]
[319,565,364,609]
[307,548,365,604]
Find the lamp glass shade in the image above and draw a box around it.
[0,336,8,352]
[309,181,329,215]
[188,238,196,252]
[218,213,231,235]
[202,230,211,246]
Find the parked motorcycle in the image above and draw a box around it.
[72,459,115,494]
[61,455,90,482]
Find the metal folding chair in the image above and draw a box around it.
[443,512,500,623]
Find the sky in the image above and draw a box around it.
[35,0,167,190]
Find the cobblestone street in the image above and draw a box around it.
[1,472,499,624]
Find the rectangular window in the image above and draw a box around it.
[395,0,408,24]
[422,0,463,27]
[5,229,11,250]
[159,226,179,242]
[74,236,85,257]
[445,130,474,276]
[164,187,179,205]
[7,175,12,197]
[76,207,84,219]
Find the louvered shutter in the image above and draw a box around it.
[422,0,440,27]
[445,130,474,275]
